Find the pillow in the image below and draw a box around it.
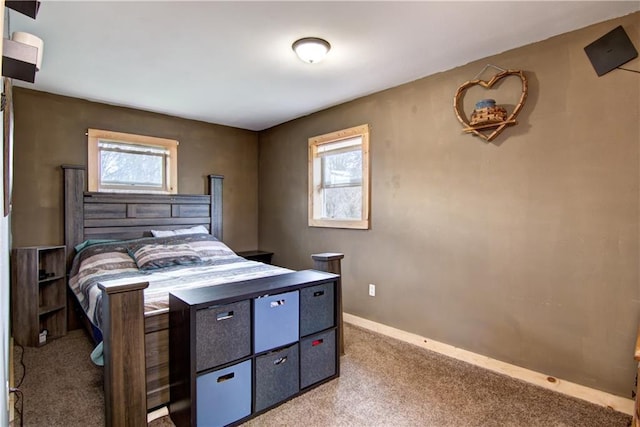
[74,239,118,253]
[151,225,209,238]
[186,236,238,260]
[129,244,203,270]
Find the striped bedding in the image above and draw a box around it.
[68,234,291,331]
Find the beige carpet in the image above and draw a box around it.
[13,324,631,427]
[246,325,631,427]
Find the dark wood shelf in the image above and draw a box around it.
[39,303,66,316]
[38,275,65,284]
[11,245,67,346]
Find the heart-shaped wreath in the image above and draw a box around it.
[453,70,528,142]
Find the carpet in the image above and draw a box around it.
[12,323,631,426]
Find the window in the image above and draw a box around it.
[308,124,370,229]
[88,129,178,194]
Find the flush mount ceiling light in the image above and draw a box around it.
[292,37,331,64]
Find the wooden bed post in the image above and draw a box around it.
[61,165,86,268]
[98,280,150,427]
[62,165,87,332]
[208,174,224,240]
[312,253,345,355]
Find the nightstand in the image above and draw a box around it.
[237,250,274,265]
[11,245,67,346]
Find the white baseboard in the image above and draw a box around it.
[148,406,169,423]
[343,313,634,416]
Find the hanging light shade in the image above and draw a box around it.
[292,37,331,64]
[12,32,44,70]
[2,32,44,83]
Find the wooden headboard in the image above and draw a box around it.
[62,165,223,267]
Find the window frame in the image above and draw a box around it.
[308,124,370,229]
[87,129,178,194]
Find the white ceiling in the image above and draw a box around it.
[8,1,640,131]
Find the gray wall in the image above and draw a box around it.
[258,13,640,396]
[11,89,260,252]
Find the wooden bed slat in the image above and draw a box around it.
[85,203,127,219]
[127,204,171,218]
[171,204,210,218]
[147,385,170,412]
[86,205,210,220]
[145,312,169,333]
[84,217,211,228]
[84,193,210,204]
[145,330,169,368]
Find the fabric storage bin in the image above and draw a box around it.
[196,300,251,371]
[300,282,334,336]
[254,290,299,353]
[197,359,252,427]
[254,343,299,412]
[300,329,336,389]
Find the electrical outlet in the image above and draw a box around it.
[368,283,376,297]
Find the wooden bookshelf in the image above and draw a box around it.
[11,246,67,346]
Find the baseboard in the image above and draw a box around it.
[148,406,169,423]
[343,313,634,416]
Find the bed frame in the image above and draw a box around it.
[62,165,344,426]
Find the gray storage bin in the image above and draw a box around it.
[300,329,336,389]
[300,282,334,336]
[196,300,251,372]
[254,344,299,412]
[197,359,252,427]
[254,290,299,353]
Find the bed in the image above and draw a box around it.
[61,165,344,426]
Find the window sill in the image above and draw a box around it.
[308,218,369,230]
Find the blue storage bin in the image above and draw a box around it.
[254,290,299,353]
[196,359,252,427]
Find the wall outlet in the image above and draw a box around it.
[368,283,376,297]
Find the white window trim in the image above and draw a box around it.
[87,129,178,194]
[308,124,370,229]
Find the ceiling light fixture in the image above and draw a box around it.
[2,32,44,83]
[292,37,331,64]
[12,32,44,71]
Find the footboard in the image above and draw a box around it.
[100,254,344,426]
[145,313,170,410]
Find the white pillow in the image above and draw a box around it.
[151,225,209,237]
